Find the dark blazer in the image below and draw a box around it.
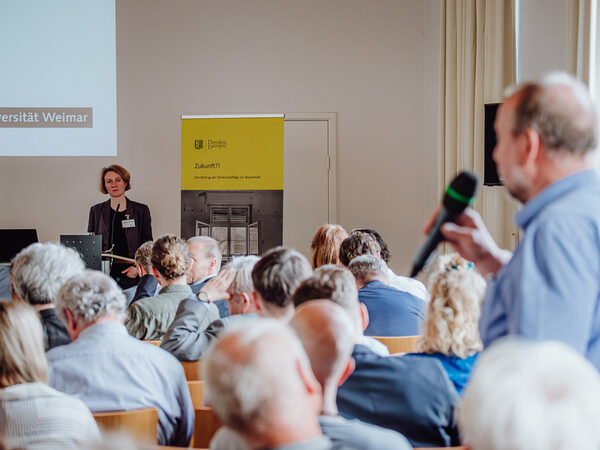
[87,197,153,258]
[337,344,460,447]
[360,280,425,336]
[39,308,71,351]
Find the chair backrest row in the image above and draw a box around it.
[372,335,421,354]
[92,405,221,448]
[93,407,158,444]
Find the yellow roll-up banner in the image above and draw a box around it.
[180,115,284,258]
[181,116,284,190]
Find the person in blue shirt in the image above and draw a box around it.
[348,255,425,336]
[409,253,486,394]
[424,72,600,371]
[47,271,194,447]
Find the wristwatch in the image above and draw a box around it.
[197,291,210,302]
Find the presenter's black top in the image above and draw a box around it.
[109,207,129,258]
[87,197,153,259]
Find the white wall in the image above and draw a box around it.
[519,0,568,79]
[0,0,439,275]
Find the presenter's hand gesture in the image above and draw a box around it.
[198,268,236,302]
[423,207,510,277]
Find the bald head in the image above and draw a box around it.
[290,300,355,387]
[507,72,597,156]
[203,319,321,445]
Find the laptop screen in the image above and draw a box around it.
[0,229,39,264]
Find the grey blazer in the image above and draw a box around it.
[161,298,253,361]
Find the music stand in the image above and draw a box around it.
[60,235,102,270]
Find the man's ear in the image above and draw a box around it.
[251,291,262,312]
[521,128,542,169]
[152,267,160,279]
[240,292,252,312]
[208,257,217,272]
[296,359,323,413]
[359,303,369,332]
[63,308,80,340]
[136,263,145,277]
[338,357,356,387]
[10,281,21,301]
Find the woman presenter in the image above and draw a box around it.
[87,164,153,289]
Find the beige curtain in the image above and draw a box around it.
[439,0,519,251]
[566,0,600,169]
[566,0,595,86]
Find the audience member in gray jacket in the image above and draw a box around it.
[161,256,259,361]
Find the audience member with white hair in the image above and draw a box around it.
[292,265,459,447]
[127,234,219,339]
[0,301,100,448]
[161,255,260,361]
[457,338,600,450]
[290,300,413,449]
[47,271,194,446]
[348,255,424,336]
[409,253,485,394]
[10,242,85,350]
[204,319,338,450]
[188,236,230,317]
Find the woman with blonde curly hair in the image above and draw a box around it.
[310,224,349,268]
[126,234,219,339]
[410,253,486,394]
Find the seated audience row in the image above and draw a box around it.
[126,234,219,340]
[292,264,459,446]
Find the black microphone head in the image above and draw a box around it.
[442,171,479,214]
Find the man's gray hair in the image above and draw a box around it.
[10,242,85,305]
[251,247,312,309]
[55,271,127,325]
[457,338,600,450]
[203,318,311,434]
[226,255,260,296]
[348,254,389,285]
[188,236,222,271]
[507,71,598,155]
[292,265,362,336]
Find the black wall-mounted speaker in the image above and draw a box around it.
[484,103,502,186]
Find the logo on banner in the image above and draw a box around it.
[195,139,204,149]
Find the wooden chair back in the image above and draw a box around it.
[181,360,202,380]
[372,335,421,354]
[187,380,205,409]
[93,407,158,444]
[192,407,221,448]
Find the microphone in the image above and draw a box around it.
[409,171,479,277]
[107,203,120,254]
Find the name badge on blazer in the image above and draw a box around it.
[122,219,136,228]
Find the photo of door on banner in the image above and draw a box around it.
[180,114,284,262]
